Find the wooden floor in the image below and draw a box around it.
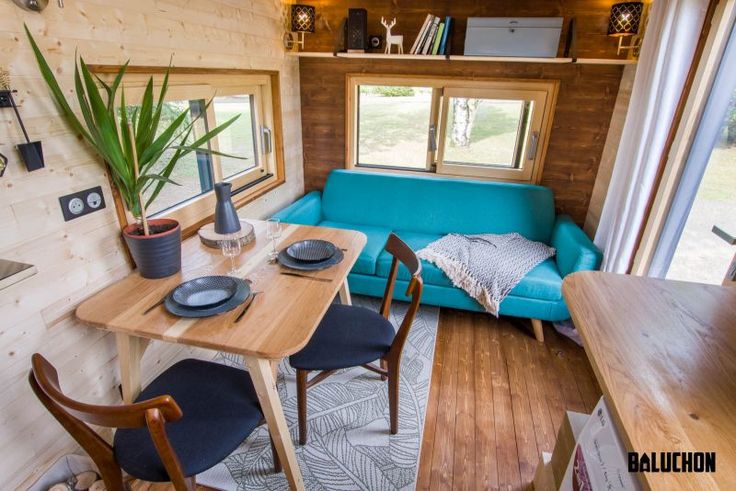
[416,310,602,490]
[132,309,601,491]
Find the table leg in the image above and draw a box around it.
[115,333,148,403]
[246,356,304,490]
[338,279,352,305]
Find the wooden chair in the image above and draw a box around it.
[289,233,424,444]
[29,354,280,491]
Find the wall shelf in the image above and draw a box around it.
[289,51,637,65]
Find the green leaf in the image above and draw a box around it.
[144,127,193,207]
[138,108,189,166]
[135,79,155,152]
[187,113,241,151]
[94,61,129,111]
[24,25,92,142]
[173,146,249,160]
[79,57,130,183]
[136,173,181,194]
[119,89,134,166]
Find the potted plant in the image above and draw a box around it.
[25,26,241,279]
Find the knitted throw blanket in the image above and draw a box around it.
[417,233,555,316]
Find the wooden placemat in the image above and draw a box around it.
[198,220,255,249]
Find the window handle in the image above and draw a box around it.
[712,225,736,245]
[428,124,438,152]
[261,126,273,154]
[527,131,540,160]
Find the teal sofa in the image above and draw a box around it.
[273,170,601,329]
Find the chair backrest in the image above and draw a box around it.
[379,233,424,363]
[29,353,189,491]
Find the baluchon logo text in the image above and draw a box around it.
[628,452,716,473]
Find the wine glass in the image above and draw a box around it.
[266,218,282,262]
[221,234,242,276]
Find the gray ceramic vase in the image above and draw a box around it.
[214,182,242,235]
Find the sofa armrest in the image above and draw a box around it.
[551,215,603,278]
[271,191,323,225]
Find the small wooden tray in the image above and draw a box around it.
[198,220,255,249]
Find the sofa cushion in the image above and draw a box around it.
[321,169,556,243]
[319,220,391,275]
[375,230,453,287]
[508,258,563,301]
[376,231,562,301]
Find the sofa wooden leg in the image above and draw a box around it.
[531,319,544,343]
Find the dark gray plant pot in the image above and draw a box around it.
[122,218,182,279]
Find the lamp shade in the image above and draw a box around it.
[608,2,644,37]
[291,4,315,33]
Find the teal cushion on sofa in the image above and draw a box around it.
[321,170,556,243]
[318,220,391,275]
[377,230,563,301]
[375,230,453,287]
[377,230,562,301]
[509,258,563,301]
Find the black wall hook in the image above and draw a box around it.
[0,89,45,172]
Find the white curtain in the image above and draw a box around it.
[595,0,709,273]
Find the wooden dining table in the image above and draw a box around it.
[76,219,367,490]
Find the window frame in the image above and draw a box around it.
[345,74,558,184]
[91,65,285,236]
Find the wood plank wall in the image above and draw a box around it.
[299,58,624,224]
[0,1,302,488]
[303,0,626,59]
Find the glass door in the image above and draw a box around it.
[651,21,736,284]
[665,99,736,284]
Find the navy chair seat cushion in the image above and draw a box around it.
[289,304,395,371]
[113,359,263,482]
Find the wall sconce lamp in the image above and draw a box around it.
[608,2,645,56]
[0,90,45,172]
[285,4,315,51]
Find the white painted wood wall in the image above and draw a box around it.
[0,1,303,488]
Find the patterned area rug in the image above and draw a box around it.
[198,295,439,490]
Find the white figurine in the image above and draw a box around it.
[381,17,404,54]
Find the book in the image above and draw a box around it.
[422,16,440,54]
[410,14,433,55]
[439,16,452,55]
[417,15,437,55]
[432,22,445,55]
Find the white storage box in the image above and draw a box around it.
[464,17,563,57]
[561,397,640,490]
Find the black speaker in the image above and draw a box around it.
[368,34,383,51]
[346,8,367,52]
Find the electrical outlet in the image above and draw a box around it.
[59,186,106,222]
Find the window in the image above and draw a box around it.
[96,68,284,230]
[347,75,558,183]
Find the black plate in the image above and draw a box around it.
[165,278,250,318]
[171,276,239,308]
[278,247,344,271]
[286,239,337,263]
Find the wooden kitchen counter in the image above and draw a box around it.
[563,272,736,490]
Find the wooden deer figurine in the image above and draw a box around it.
[381,17,404,54]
